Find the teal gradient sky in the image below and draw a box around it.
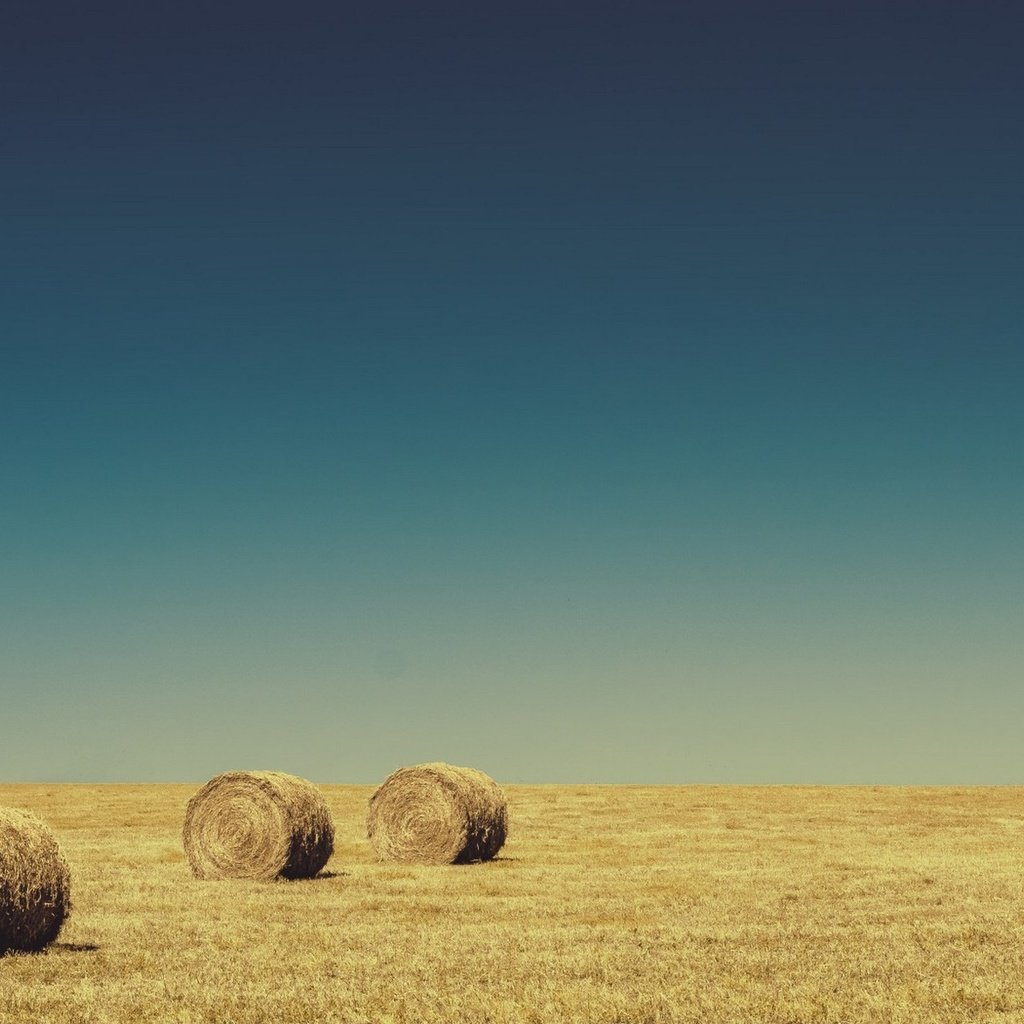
[3,2,1022,782]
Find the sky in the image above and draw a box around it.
[2,1,1022,784]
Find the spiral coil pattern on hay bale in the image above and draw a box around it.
[182,771,334,881]
[367,762,508,864]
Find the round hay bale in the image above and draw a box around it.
[367,762,508,864]
[0,807,71,955]
[182,771,334,880]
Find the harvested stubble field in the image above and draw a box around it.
[2,784,1024,1024]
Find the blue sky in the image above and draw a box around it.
[2,2,1022,782]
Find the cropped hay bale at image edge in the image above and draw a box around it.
[182,771,335,881]
[367,762,508,864]
[0,806,71,955]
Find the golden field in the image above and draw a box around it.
[1,783,1023,1023]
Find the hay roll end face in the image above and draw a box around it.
[367,762,508,864]
[182,771,335,881]
[0,807,71,956]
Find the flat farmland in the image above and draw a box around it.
[2,784,1024,1023]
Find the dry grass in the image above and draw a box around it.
[182,771,334,881]
[367,762,508,864]
[1,783,1023,1023]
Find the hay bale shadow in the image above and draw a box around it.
[291,869,349,882]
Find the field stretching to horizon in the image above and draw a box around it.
[2,783,1023,1023]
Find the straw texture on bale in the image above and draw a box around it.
[0,807,71,955]
[182,771,334,880]
[367,762,508,864]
